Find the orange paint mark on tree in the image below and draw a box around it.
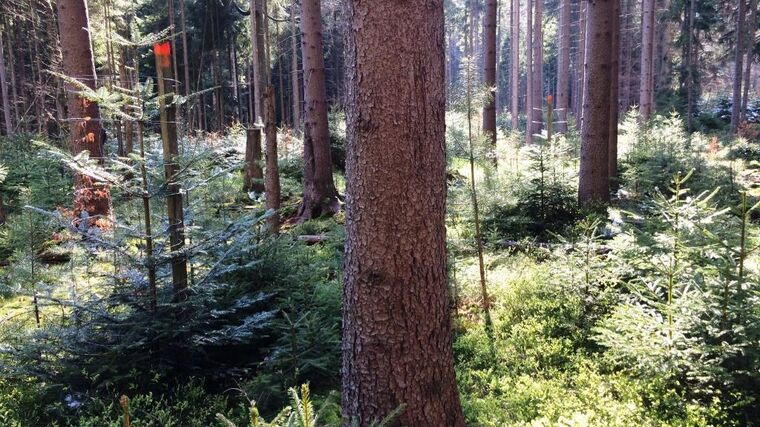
[154,41,172,69]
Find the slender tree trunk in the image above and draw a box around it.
[731,0,746,132]
[342,0,465,424]
[483,0,498,161]
[532,0,543,135]
[264,85,280,234]
[154,42,188,301]
[575,2,587,120]
[685,0,696,132]
[56,0,112,226]
[640,0,655,120]
[741,0,757,120]
[244,0,266,191]
[511,0,520,130]
[229,41,240,123]
[0,26,12,137]
[579,0,613,205]
[298,0,339,220]
[609,0,620,179]
[6,25,18,128]
[290,1,302,131]
[555,0,570,133]
[179,0,191,132]
[120,47,134,155]
[526,0,534,143]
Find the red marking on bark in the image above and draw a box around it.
[154,42,172,69]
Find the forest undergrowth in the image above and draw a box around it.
[0,112,759,426]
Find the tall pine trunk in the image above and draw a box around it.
[264,85,280,234]
[0,26,11,137]
[526,0,533,143]
[290,1,302,131]
[730,0,746,132]
[555,0,570,133]
[640,0,655,120]
[741,0,757,121]
[511,0,520,130]
[56,0,111,226]
[298,0,339,220]
[532,0,543,136]
[483,0,498,161]
[342,0,465,424]
[154,42,188,301]
[579,0,613,204]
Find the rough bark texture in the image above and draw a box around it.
[0,26,11,136]
[342,0,465,425]
[483,0,498,157]
[298,0,339,220]
[556,0,570,133]
[511,0,520,130]
[575,2,587,119]
[264,85,280,234]
[579,0,613,205]
[609,0,620,178]
[155,43,188,301]
[639,0,655,120]
[56,0,111,225]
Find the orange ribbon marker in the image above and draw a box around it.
[153,41,172,69]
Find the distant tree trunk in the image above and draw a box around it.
[609,0,620,179]
[640,0,655,120]
[483,0,498,161]
[230,40,241,122]
[0,26,12,137]
[179,0,191,131]
[119,47,134,155]
[555,0,570,133]
[5,26,19,127]
[620,0,633,111]
[343,0,465,425]
[526,0,533,143]
[579,0,613,205]
[741,0,757,120]
[56,0,112,226]
[684,0,696,132]
[511,0,520,130]
[731,0,746,132]
[154,42,188,302]
[264,85,280,234]
[298,0,339,220]
[532,0,543,135]
[575,2,587,119]
[290,1,302,131]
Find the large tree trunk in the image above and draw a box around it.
[56,0,111,226]
[532,0,543,136]
[511,0,520,130]
[579,0,613,205]
[298,0,339,220]
[555,0,570,133]
[526,0,533,143]
[483,0,498,160]
[264,85,280,234]
[0,26,12,137]
[154,42,188,302]
[342,0,465,425]
[639,0,655,120]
